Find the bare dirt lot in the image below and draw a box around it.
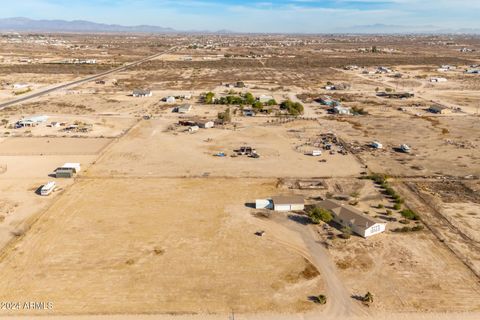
[0,178,323,315]
[87,118,362,178]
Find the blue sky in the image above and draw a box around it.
[1,0,479,32]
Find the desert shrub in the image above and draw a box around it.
[312,294,327,304]
[411,225,424,232]
[401,209,420,220]
[393,203,402,210]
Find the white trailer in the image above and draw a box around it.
[40,181,56,196]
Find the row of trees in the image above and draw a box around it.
[204,92,277,108]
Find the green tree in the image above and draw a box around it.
[401,209,419,221]
[266,99,277,106]
[244,92,255,104]
[308,207,333,224]
[204,92,215,104]
[252,101,263,109]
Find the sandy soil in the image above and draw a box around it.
[87,118,362,179]
[0,178,323,316]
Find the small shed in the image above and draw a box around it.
[333,105,351,115]
[428,105,451,114]
[176,104,192,114]
[165,96,176,103]
[196,119,214,129]
[255,199,273,209]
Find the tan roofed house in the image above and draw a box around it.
[319,199,386,238]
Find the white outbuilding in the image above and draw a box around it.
[40,181,56,196]
[271,195,305,212]
[61,163,81,173]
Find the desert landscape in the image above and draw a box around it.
[0,32,479,320]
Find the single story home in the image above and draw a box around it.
[319,199,386,238]
[132,89,152,97]
[15,115,49,128]
[271,195,305,212]
[318,96,338,106]
[196,119,214,129]
[165,96,176,103]
[176,104,193,114]
[61,163,81,173]
[333,105,351,115]
[258,95,274,104]
[428,105,451,114]
[430,77,447,83]
[56,168,75,178]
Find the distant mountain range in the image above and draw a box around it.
[0,17,178,33]
[0,18,478,35]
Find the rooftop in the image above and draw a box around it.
[319,199,381,229]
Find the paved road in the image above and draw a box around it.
[0,47,175,110]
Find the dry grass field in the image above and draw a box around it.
[0,178,323,315]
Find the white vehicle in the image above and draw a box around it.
[400,144,411,153]
[40,181,56,196]
[311,150,322,156]
[371,141,383,149]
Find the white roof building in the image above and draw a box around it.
[61,163,81,173]
[258,95,274,104]
[333,105,351,115]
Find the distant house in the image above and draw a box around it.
[430,77,447,83]
[61,163,81,173]
[428,105,451,114]
[332,105,351,115]
[271,195,305,212]
[258,95,274,104]
[165,96,176,103]
[370,141,383,149]
[12,83,30,90]
[132,89,152,97]
[318,96,339,106]
[15,115,49,128]
[196,119,214,129]
[466,69,480,74]
[176,104,193,114]
[319,199,386,238]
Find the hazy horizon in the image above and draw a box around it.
[0,0,478,33]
